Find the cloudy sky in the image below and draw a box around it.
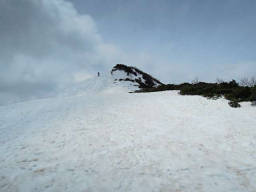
[0,0,256,104]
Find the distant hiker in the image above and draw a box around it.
[97,72,100,77]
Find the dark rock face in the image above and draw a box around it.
[111,64,163,89]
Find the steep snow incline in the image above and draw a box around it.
[0,78,256,192]
[61,74,119,96]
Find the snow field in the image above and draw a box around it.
[0,79,256,192]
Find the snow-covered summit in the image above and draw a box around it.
[61,64,163,97]
[111,64,163,89]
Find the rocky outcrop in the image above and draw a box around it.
[111,64,163,89]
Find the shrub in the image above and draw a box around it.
[134,78,255,108]
[232,87,251,101]
[240,77,256,87]
[228,101,241,108]
[250,87,256,101]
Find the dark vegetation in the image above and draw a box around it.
[111,64,255,108]
[111,64,163,89]
[228,101,241,108]
[135,80,256,108]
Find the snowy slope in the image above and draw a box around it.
[0,76,256,192]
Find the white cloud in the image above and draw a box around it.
[0,0,122,104]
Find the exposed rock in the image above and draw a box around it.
[111,64,163,89]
